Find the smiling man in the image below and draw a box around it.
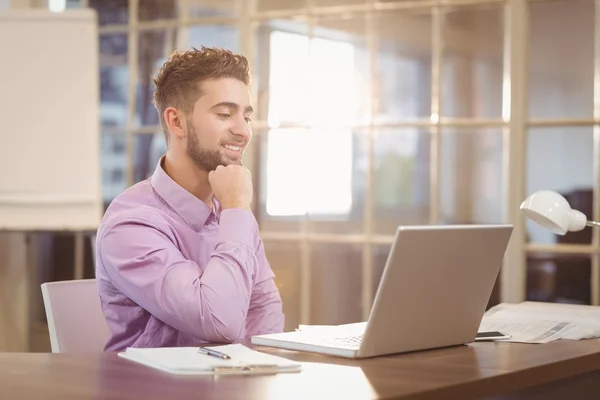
[95,47,284,351]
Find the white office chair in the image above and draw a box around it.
[41,279,110,353]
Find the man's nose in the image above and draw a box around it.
[231,117,251,138]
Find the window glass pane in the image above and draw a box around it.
[90,0,129,25]
[529,0,594,120]
[258,127,360,235]
[254,18,309,123]
[187,24,239,50]
[308,129,366,234]
[442,4,503,118]
[266,16,368,128]
[527,253,590,305]
[373,128,430,235]
[256,130,302,233]
[311,14,369,127]
[258,0,307,12]
[439,128,504,225]
[49,0,85,11]
[187,0,237,17]
[100,33,128,130]
[134,132,166,183]
[310,244,363,325]
[526,127,593,244]
[101,131,128,208]
[267,30,310,127]
[136,28,177,129]
[139,0,178,21]
[375,9,432,123]
[263,128,309,217]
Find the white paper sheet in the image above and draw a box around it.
[479,301,600,343]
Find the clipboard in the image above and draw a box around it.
[118,344,302,375]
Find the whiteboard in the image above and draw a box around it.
[0,9,102,231]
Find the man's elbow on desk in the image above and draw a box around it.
[195,315,245,344]
[180,298,246,344]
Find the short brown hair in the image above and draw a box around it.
[152,46,251,142]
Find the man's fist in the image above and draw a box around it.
[208,165,253,210]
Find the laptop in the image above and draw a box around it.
[251,224,513,358]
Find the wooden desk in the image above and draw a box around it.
[3,338,600,399]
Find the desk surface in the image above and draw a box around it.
[3,338,600,400]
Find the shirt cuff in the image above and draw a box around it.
[218,208,257,249]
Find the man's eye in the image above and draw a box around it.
[218,113,231,119]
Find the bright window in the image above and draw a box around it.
[266,31,356,217]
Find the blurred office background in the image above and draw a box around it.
[0,0,598,351]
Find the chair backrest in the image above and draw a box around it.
[41,279,110,353]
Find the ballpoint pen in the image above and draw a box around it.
[197,347,231,360]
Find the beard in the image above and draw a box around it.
[185,119,242,172]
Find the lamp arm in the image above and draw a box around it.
[586,220,600,228]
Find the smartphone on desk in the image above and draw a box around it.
[475,331,511,341]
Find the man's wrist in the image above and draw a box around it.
[220,202,251,210]
[218,208,257,248]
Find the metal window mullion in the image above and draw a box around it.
[299,7,315,326]
[93,0,508,30]
[136,19,180,31]
[362,1,376,321]
[244,0,505,19]
[133,119,516,134]
[126,0,139,188]
[238,0,258,180]
[439,0,506,6]
[430,3,443,225]
[526,243,600,255]
[99,25,129,34]
[439,118,506,127]
[179,0,190,49]
[528,119,599,127]
[240,0,258,110]
[260,231,397,245]
[501,0,528,303]
[99,18,238,34]
[591,0,600,305]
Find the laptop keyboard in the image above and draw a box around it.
[327,334,363,347]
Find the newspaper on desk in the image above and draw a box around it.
[479,301,600,343]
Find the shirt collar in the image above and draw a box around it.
[150,156,220,231]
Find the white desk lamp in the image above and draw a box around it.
[520,190,600,235]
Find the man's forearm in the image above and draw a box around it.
[245,279,285,336]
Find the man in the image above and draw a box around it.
[95,46,284,351]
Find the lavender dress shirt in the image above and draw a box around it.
[95,157,284,351]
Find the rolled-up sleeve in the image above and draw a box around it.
[98,209,258,343]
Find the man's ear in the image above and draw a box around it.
[164,107,186,140]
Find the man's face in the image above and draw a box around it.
[184,77,253,172]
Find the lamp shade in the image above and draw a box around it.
[520,190,587,235]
